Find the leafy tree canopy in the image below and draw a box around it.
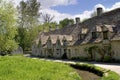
[59,18,74,28]
[0,0,18,52]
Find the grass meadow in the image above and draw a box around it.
[0,56,81,80]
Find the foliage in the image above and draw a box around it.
[16,0,40,51]
[59,18,74,28]
[17,0,40,28]
[102,71,120,80]
[84,45,98,60]
[0,56,81,80]
[71,57,87,61]
[0,0,18,53]
[16,27,39,51]
[41,13,55,23]
[84,45,114,62]
[37,22,58,32]
[103,55,112,62]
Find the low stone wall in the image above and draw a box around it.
[111,41,120,60]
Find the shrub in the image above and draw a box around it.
[103,55,112,62]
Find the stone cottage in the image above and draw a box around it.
[32,7,120,61]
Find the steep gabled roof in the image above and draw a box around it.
[35,8,120,47]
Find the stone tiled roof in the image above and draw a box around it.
[34,8,120,47]
[43,24,76,35]
[96,25,102,32]
[39,34,73,45]
[74,24,119,45]
[111,31,120,41]
[96,25,115,32]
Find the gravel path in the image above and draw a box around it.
[91,63,120,75]
[25,53,120,76]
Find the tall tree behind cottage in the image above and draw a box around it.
[26,0,40,28]
[18,0,40,29]
[17,0,40,51]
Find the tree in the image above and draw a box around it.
[41,13,55,23]
[26,0,40,28]
[16,0,40,51]
[59,18,74,28]
[18,0,40,29]
[0,0,18,54]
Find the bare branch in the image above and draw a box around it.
[41,13,54,23]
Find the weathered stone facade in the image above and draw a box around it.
[32,7,120,61]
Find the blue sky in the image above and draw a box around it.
[51,0,120,15]
[14,0,120,23]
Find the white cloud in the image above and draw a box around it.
[107,2,120,11]
[9,0,120,23]
[71,2,120,22]
[40,8,73,23]
[94,4,106,11]
[39,0,77,8]
[40,8,94,23]
[73,10,93,20]
[94,2,120,12]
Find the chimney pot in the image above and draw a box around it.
[75,17,80,24]
[97,7,103,16]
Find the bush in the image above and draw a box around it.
[71,57,88,61]
[103,55,112,62]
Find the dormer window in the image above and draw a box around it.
[48,38,52,45]
[79,27,88,40]
[92,32,97,39]
[63,40,67,46]
[113,27,117,33]
[103,31,108,39]
[79,34,86,40]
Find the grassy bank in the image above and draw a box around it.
[0,56,81,80]
[70,63,120,80]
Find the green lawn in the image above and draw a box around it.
[0,56,81,80]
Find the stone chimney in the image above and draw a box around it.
[97,7,103,16]
[75,17,80,24]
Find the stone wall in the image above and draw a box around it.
[32,40,120,61]
[68,43,102,60]
[111,41,120,60]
